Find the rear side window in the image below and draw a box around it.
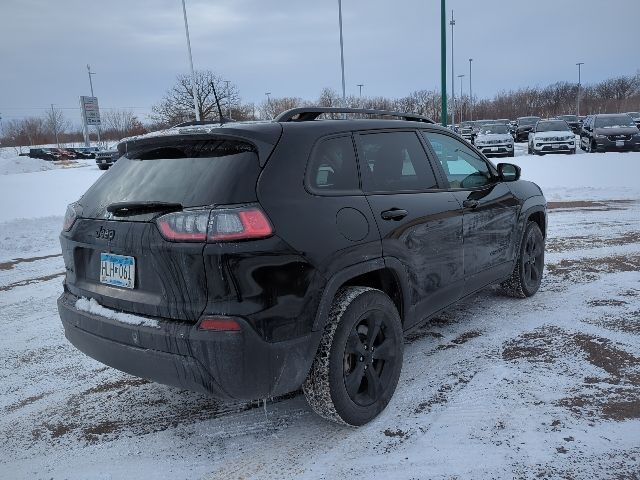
[357,131,438,193]
[306,135,359,194]
[79,139,260,216]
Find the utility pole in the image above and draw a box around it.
[458,74,465,122]
[338,0,347,111]
[87,64,101,143]
[181,0,200,121]
[224,80,231,118]
[468,58,473,121]
[357,84,364,97]
[450,10,455,128]
[50,104,60,148]
[576,62,584,117]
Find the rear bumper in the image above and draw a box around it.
[57,291,319,400]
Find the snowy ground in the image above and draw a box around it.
[0,146,639,479]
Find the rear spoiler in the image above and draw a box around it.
[117,125,283,167]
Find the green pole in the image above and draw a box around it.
[440,0,447,127]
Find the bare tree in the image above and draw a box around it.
[259,96,307,120]
[44,107,71,144]
[151,70,240,125]
[102,109,146,140]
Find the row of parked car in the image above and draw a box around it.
[22,145,121,170]
[456,111,640,156]
[24,147,100,161]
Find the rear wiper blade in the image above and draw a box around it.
[106,201,183,215]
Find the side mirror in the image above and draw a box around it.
[497,163,521,182]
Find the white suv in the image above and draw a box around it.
[528,120,576,155]
[473,124,515,157]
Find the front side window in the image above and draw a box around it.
[422,131,494,189]
[357,131,438,193]
[306,135,359,194]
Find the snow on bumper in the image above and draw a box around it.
[57,291,318,400]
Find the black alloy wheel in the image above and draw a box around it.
[521,224,545,296]
[303,287,403,426]
[343,312,398,407]
[501,221,545,298]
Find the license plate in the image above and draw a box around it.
[100,253,135,289]
[552,144,560,149]
[616,140,625,147]
[490,147,498,151]
[101,159,107,164]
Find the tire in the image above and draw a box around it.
[588,141,597,153]
[303,287,404,426]
[501,221,545,298]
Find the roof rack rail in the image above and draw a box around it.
[274,107,435,124]
[172,119,234,128]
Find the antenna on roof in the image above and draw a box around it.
[210,81,233,125]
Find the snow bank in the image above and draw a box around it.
[0,156,56,175]
[510,151,640,201]
[0,165,104,222]
[75,297,160,328]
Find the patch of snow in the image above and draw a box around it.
[75,297,160,328]
[0,156,56,175]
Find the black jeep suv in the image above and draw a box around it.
[57,107,547,426]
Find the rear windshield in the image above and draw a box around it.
[594,115,635,128]
[79,138,260,217]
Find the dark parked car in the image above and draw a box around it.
[69,147,100,159]
[95,148,119,170]
[625,112,640,129]
[514,116,541,142]
[28,148,57,161]
[580,114,640,153]
[555,115,581,134]
[458,121,474,142]
[57,107,547,426]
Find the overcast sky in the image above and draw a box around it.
[1,0,639,125]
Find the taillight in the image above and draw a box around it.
[62,202,80,232]
[157,210,209,241]
[208,207,273,241]
[198,316,242,331]
[156,205,273,242]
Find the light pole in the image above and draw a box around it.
[50,104,60,148]
[265,92,271,119]
[458,74,465,122]
[181,0,200,121]
[357,84,364,97]
[86,64,101,143]
[337,0,347,108]
[576,62,584,117]
[450,10,455,127]
[224,80,231,118]
[440,0,447,127]
[468,58,473,121]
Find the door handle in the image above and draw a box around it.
[463,199,479,209]
[381,208,408,221]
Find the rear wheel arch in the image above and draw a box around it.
[313,259,409,331]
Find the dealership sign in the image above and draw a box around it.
[80,96,101,126]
